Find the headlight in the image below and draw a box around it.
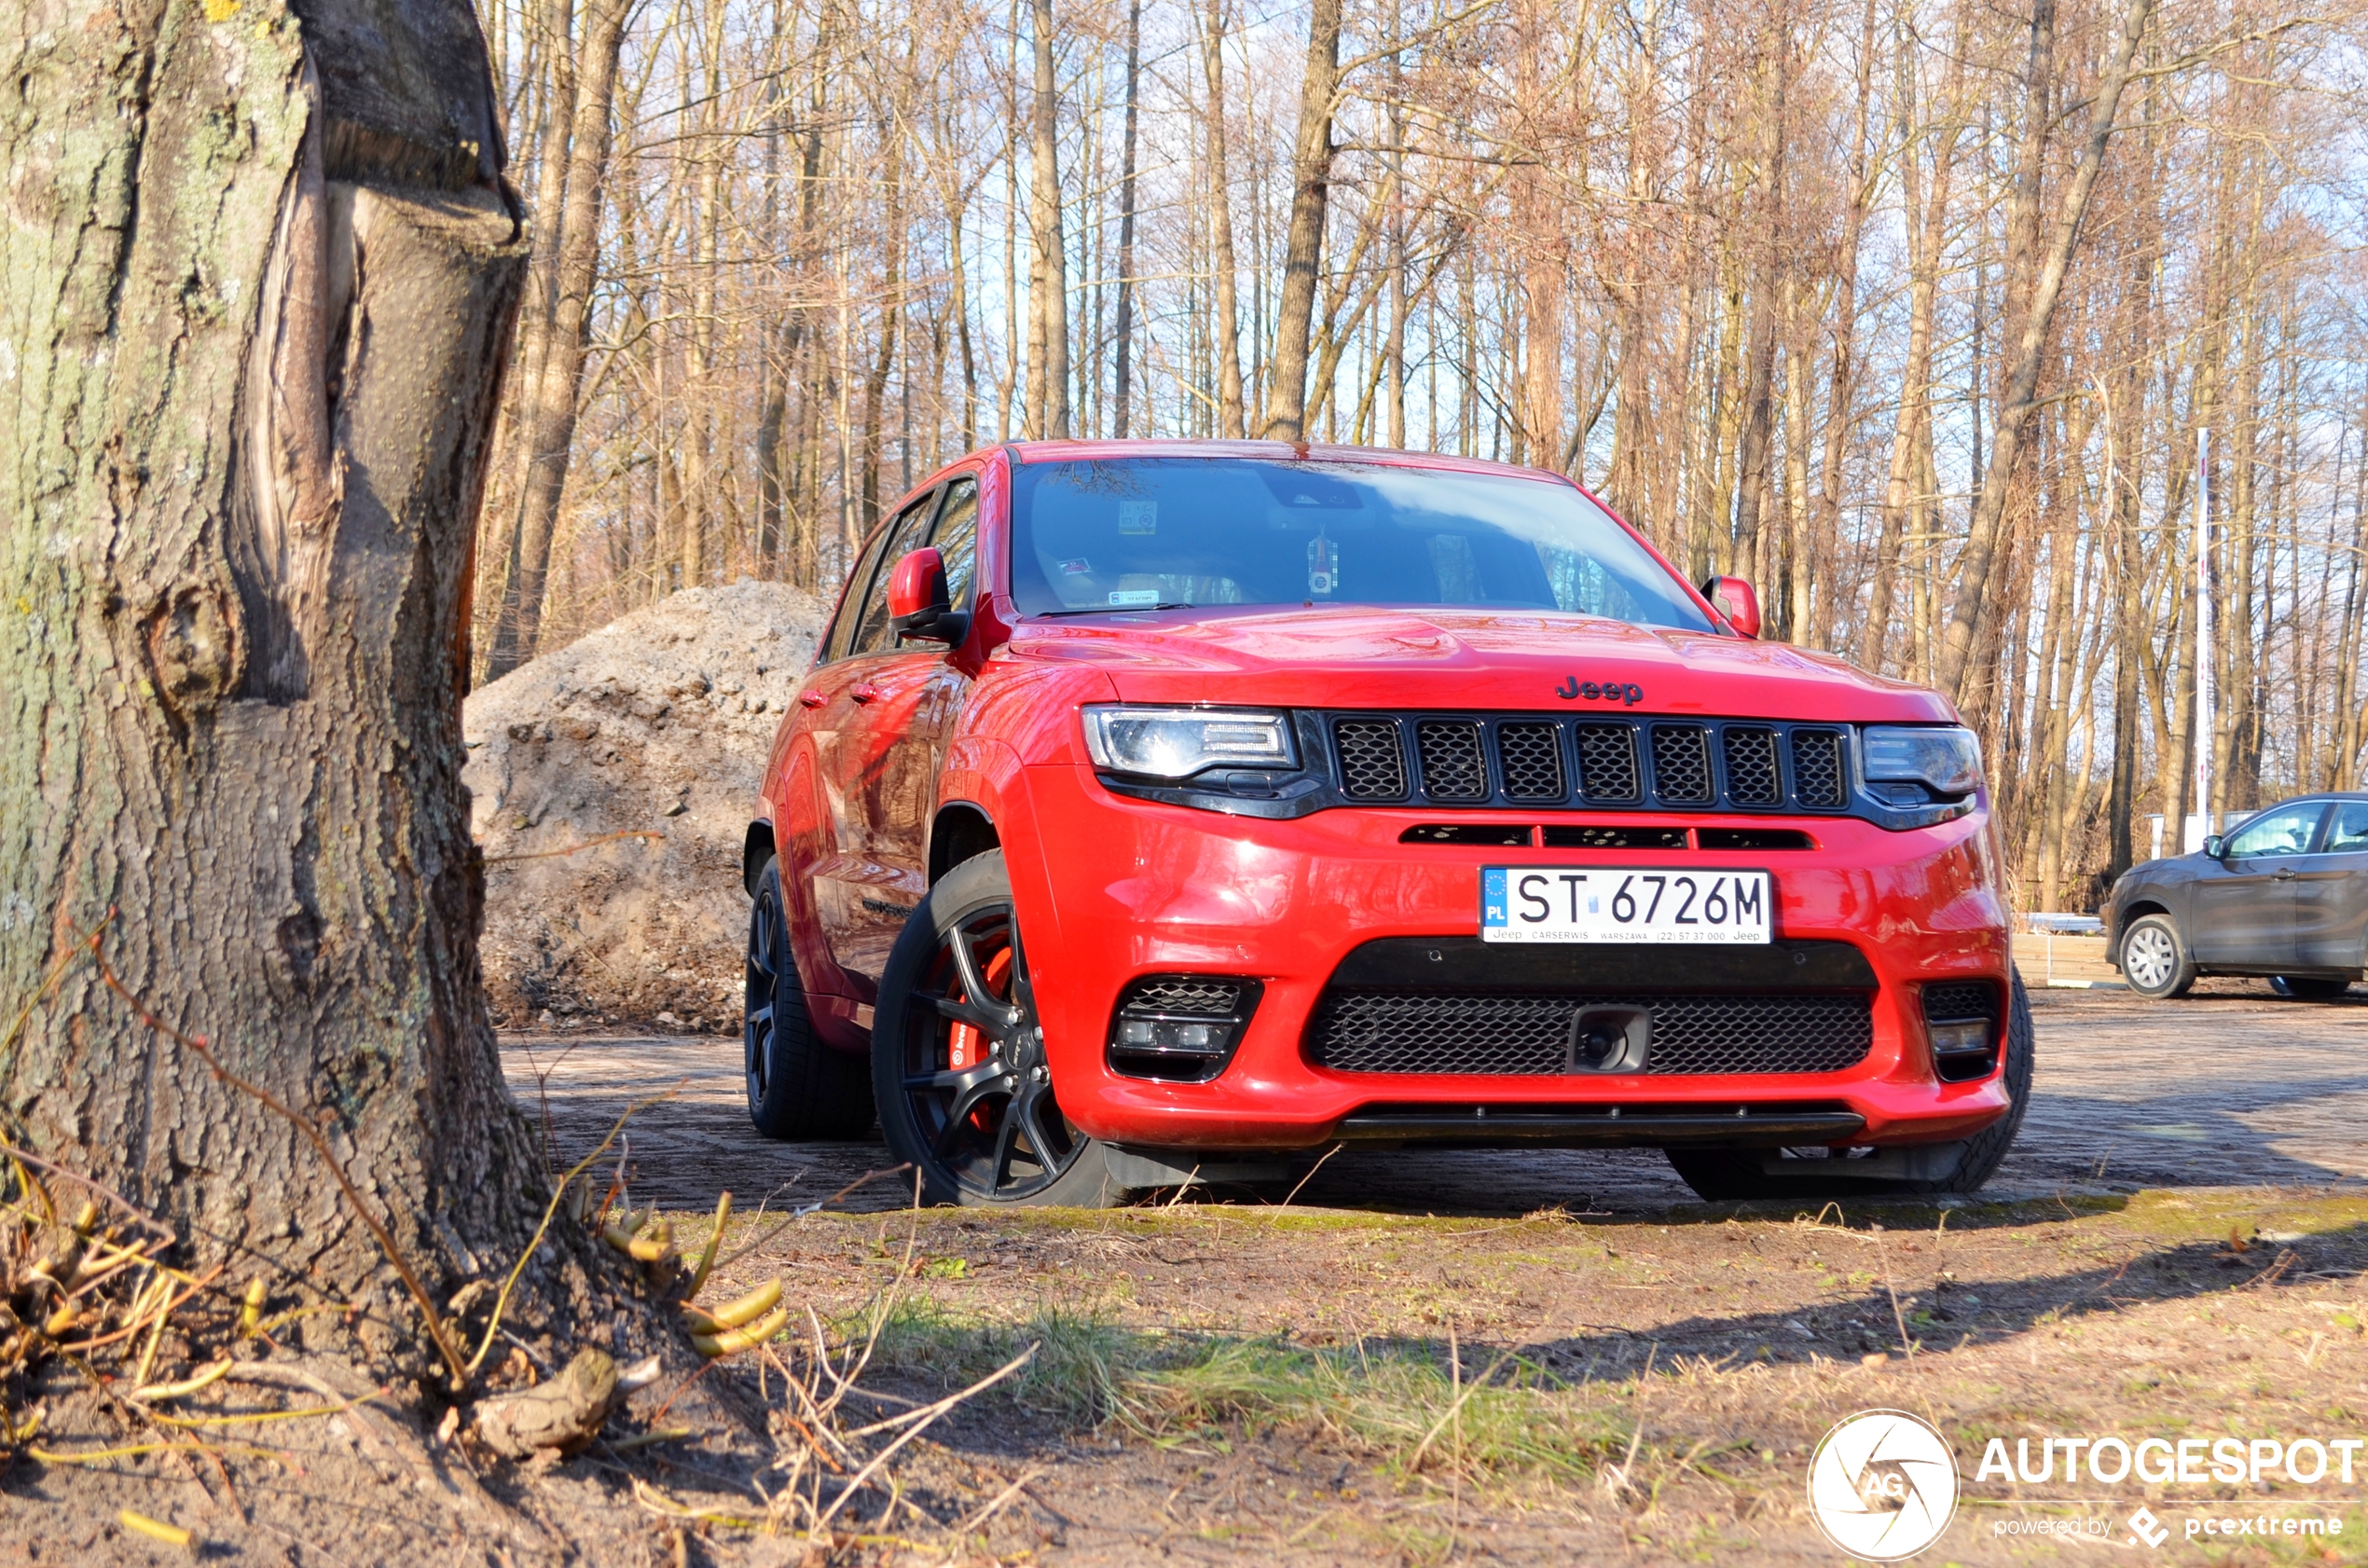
[1861,725,1983,797]
[1083,707,1298,778]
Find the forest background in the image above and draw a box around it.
[466,0,2368,915]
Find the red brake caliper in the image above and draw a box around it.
[945,945,1013,1093]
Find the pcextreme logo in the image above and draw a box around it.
[1806,1410,1960,1561]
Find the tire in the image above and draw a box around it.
[1665,970,2036,1202]
[745,856,874,1140]
[2271,975,2354,1001]
[872,851,1123,1207]
[2119,914,2197,1000]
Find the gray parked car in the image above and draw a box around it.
[2106,793,2368,1000]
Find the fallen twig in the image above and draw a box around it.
[811,1345,1039,1532]
[482,830,666,863]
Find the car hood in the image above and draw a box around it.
[998,605,1957,721]
[2117,852,2211,889]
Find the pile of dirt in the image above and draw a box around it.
[463,578,832,1032]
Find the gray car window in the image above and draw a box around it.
[2325,803,2368,854]
[2224,802,2327,859]
[847,492,943,657]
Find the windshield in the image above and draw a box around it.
[1008,458,1714,631]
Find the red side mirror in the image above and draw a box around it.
[888,547,944,621]
[888,547,969,644]
[1703,575,1761,640]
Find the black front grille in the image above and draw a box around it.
[1723,726,1782,805]
[1322,713,1852,816]
[1311,990,1875,1076]
[1650,725,1714,804]
[1575,723,1642,802]
[1498,722,1565,800]
[1334,719,1407,800]
[1793,729,1846,808]
[1415,721,1488,801]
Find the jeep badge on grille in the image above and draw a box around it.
[1556,676,1645,706]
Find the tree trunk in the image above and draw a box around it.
[1027,0,1071,438]
[1199,0,1246,438]
[0,0,602,1378]
[1863,19,1965,672]
[484,0,628,678]
[1260,0,1343,441]
[1934,0,2160,702]
[1111,0,1142,438]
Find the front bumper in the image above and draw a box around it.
[1007,763,2014,1151]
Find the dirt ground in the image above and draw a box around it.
[455,982,2368,1564]
[11,984,2360,1566]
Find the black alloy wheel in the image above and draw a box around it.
[745,856,874,1139]
[1663,970,2037,1202]
[2271,976,2354,1001]
[873,851,1120,1206]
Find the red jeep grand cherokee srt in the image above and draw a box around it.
[742,441,2029,1206]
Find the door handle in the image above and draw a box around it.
[2274,868,2299,880]
[798,690,826,709]
[851,682,883,705]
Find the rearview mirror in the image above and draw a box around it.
[1700,575,1761,640]
[2202,834,2225,860]
[888,547,970,645]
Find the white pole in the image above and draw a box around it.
[2195,426,2212,844]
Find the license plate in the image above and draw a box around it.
[1480,867,1770,944]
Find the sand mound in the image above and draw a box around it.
[463,578,831,1032]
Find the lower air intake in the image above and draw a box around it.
[1310,990,1874,1076]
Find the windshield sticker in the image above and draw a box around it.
[1117,502,1157,535]
[1108,589,1163,607]
[1308,532,1338,596]
[1058,557,1092,576]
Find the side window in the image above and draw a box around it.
[847,491,943,658]
[2224,802,2327,860]
[931,477,981,610]
[823,528,895,663]
[2324,803,2368,854]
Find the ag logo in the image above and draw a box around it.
[1806,1409,1960,1561]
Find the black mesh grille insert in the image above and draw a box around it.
[1122,977,1246,1016]
[1575,724,1642,802]
[1334,720,1407,800]
[1540,825,1688,849]
[1311,990,1875,1076]
[1699,828,1813,851]
[1722,726,1782,805]
[1650,725,1714,805]
[1496,722,1565,801]
[1921,983,1998,1022]
[1415,721,1488,802]
[1792,729,1846,808]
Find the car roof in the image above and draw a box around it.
[999,438,1572,487]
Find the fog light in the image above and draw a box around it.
[1107,977,1265,1084]
[1928,1021,1989,1056]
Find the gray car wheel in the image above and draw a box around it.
[2120,914,2196,1000]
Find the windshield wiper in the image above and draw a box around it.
[1035,602,1194,617]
